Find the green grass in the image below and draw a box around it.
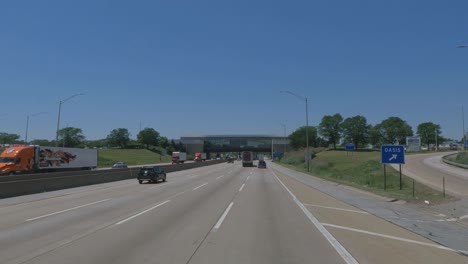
[454,152,468,165]
[98,149,171,167]
[279,150,448,202]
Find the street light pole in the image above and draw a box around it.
[457,45,466,150]
[25,112,46,144]
[280,91,310,172]
[463,105,466,151]
[25,115,30,144]
[280,123,286,155]
[55,93,84,146]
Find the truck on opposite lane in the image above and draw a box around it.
[171,152,187,164]
[0,146,97,175]
[194,152,207,162]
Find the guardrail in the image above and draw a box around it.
[442,153,468,169]
[0,160,227,199]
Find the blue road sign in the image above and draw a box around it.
[345,143,356,151]
[381,145,405,164]
[465,139,468,148]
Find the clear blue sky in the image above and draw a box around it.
[1,0,467,141]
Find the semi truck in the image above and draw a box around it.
[171,152,187,164]
[241,151,253,167]
[194,152,206,162]
[0,146,98,175]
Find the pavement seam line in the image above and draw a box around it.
[216,175,225,179]
[115,200,171,225]
[25,199,111,222]
[193,183,209,191]
[213,202,234,230]
[239,183,245,192]
[271,171,359,264]
[303,204,369,214]
[321,223,457,252]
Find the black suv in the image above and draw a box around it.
[137,166,167,184]
[258,160,266,168]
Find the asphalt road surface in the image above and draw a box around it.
[0,161,466,264]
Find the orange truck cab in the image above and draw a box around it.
[0,147,36,175]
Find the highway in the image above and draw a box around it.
[0,161,466,264]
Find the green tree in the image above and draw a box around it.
[368,125,383,146]
[375,117,413,144]
[29,139,54,146]
[137,128,160,149]
[341,116,370,148]
[0,132,20,144]
[159,136,170,149]
[318,113,343,150]
[57,127,85,147]
[288,126,318,150]
[106,128,130,148]
[417,122,441,149]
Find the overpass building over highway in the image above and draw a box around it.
[180,135,290,157]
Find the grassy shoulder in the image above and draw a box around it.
[98,149,171,167]
[453,151,468,165]
[278,150,449,202]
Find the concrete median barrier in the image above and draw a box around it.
[0,160,227,199]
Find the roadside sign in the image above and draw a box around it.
[381,145,405,164]
[465,139,468,148]
[406,136,421,152]
[345,143,355,151]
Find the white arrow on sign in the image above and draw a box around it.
[389,154,398,161]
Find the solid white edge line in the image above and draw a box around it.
[271,172,359,264]
[303,204,369,214]
[216,175,225,179]
[26,199,111,222]
[239,183,245,192]
[115,200,170,225]
[322,223,456,252]
[193,183,209,191]
[213,202,234,230]
[246,176,250,181]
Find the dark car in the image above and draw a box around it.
[258,160,266,168]
[137,166,167,184]
[112,162,128,169]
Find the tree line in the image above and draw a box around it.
[0,127,185,154]
[288,114,453,150]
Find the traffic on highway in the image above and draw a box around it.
[0,158,467,263]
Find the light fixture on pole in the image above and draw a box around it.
[25,112,46,144]
[56,93,84,146]
[280,90,310,172]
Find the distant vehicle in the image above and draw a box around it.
[137,166,166,184]
[258,160,267,169]
[242,151,253,167]
[227,157,234,163]
[112,162,128,169]
[194,152,206,162]
[172,152,187,164]
[0,146,97,175]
